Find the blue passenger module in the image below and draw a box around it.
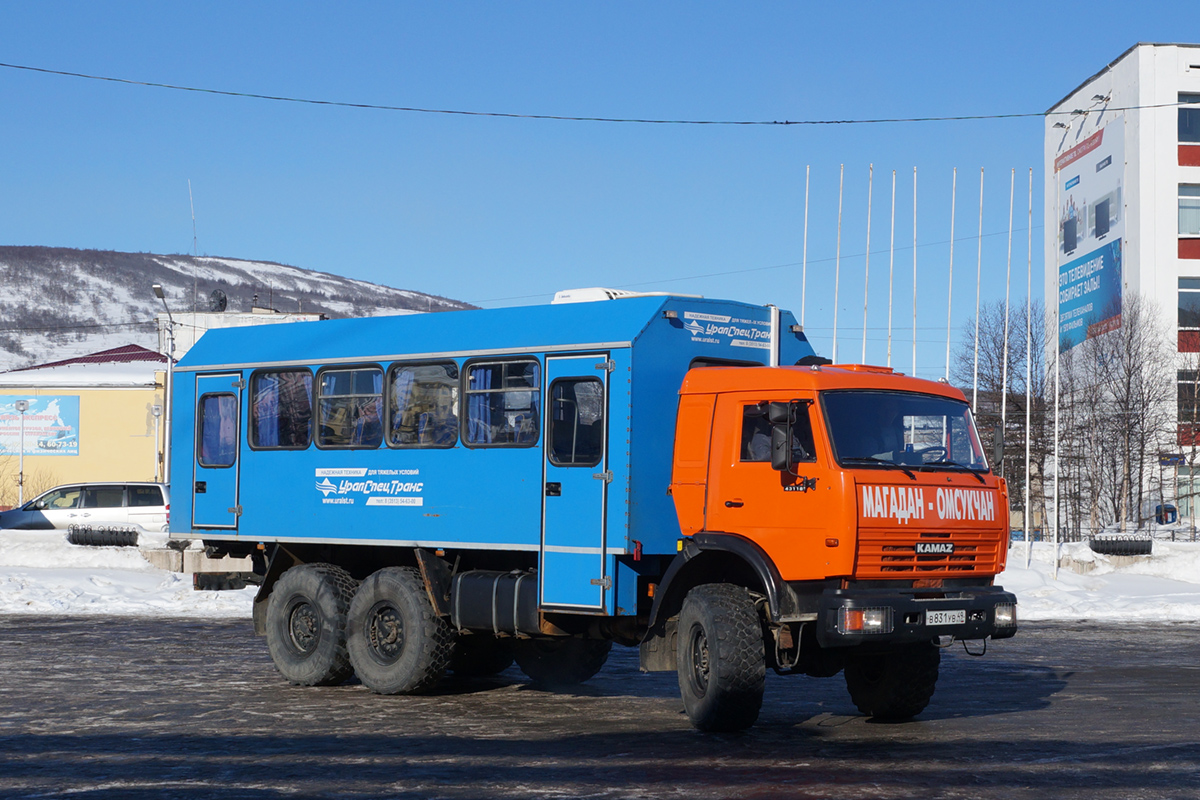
[170,295,814,613]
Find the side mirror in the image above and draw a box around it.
[992,422,1004,470]
[767,401,793,472]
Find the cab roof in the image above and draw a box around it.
[679,364,969,402]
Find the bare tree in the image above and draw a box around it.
[953,299,1052,534]
[1063,295,1175,531]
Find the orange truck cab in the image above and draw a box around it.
[641,361,1017,729]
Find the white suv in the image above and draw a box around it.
[0,483,170,533]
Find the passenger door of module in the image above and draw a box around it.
[540,354,609,610]
[192,373,242,529]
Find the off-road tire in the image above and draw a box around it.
[67,528,138,547]
[450,634,515,677]
[347,567,454,694]
[512,637,612,687]
[265,563,357,686]
[843,642,941,719]
[677,583,766,732]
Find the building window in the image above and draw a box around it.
[388,362,460,448]
[1178,278,1200,331]
[1181,94,1200,143]
[317,367,383,448]
[464,359,541,447]
[1182,185,1200,236]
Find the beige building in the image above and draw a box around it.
[0,345,167,506]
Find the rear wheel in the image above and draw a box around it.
[450,634,514,677]
[843,642,941,719]
[265,563,357,686]
[347,567,454,694]
[512,637,611,687]
[676,584,765,732]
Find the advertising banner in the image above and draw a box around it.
[0,396,80,457]
[1055,122,1124,352]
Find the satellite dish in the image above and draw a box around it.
[209,289,228,312]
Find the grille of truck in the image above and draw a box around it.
[855,530,1003,577]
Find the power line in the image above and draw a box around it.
[0,61,1190,126]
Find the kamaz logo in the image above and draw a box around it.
[915,542,955,555]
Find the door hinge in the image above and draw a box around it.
[592,470,613,483]
[595,359,615,373]
[227,505,243,516]
[590,576,613,589]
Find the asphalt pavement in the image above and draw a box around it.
[0,617,1198,799]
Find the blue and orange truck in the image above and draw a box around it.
[170,290,1016,731]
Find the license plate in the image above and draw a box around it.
[926,609,966,626]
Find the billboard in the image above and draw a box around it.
[0,396,80,457]
[1055,122,1124,352]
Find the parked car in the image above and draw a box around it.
[0,482,169,533]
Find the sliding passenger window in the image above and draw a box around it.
[464,359,541,447]
[250,369,313,449]
[389,362,460,448]
[317,366,383,448]
[548,378,604,467]
[198,393,238,467]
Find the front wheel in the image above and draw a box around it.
[347,567,455,694]
[843,642,941,719]
[676,583,766,732]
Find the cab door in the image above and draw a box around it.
[540,354,609,609]
[192,373,242,529]
[707,393,847,581]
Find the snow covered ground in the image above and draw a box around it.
[1,528,1199,622]
[0,530,255,617]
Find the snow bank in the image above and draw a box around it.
[999,540,1200,622]
[0,530,255,618]
[3,530,1199,622]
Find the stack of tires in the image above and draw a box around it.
[67,526,139,547]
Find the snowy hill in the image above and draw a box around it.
[0,246,470,371]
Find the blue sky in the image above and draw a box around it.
[0,3,1192,377]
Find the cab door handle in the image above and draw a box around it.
[724,500,744,508]
[546,482,562,497]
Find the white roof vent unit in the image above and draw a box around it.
[552,287,641,304]
[551,287,704,304]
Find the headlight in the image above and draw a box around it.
[994,603,1018,628]
[838,606,894,635]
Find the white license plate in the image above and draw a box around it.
[926,609,966,626]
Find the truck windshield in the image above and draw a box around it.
[820,390,987,472]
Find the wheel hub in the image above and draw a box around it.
[287,601,319,654]
[367,603,405,663]
[690,629,710,695]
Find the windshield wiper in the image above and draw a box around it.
[841,457,916,480]
[923,459,986,484]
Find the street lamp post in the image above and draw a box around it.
[14,399,29,505]
[152,284,175,485]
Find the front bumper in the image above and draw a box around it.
[815,585,1018,647]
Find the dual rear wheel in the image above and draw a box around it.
[265,564,611,693]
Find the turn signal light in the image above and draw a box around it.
[838,606,894,635]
